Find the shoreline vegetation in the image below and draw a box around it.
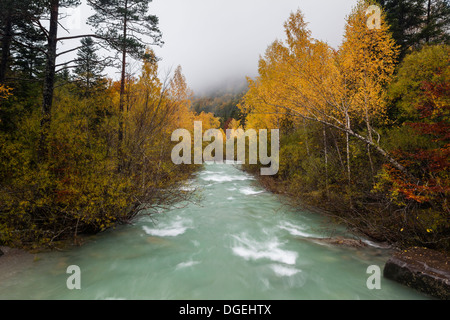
[234,1,449,254]
[228,0,450,298]
[0,0,223,250]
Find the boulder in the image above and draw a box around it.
[383,247,450,300]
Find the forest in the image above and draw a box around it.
[0,0,449,254]
[0,0,220,248]
[237,0,449,251]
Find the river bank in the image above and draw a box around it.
[242,166,450,299]
[0,246,35,284]
[0,164,437,299]
[384,247,450,300]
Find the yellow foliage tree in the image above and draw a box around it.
[0,84,12,124]
[340,0,399,141]
[169,65,195,129]
[195,111,221,132]
[240,2,407,178]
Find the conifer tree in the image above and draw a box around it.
[73,37,105,97]
[377,0,450,57]
[0,0,46,84]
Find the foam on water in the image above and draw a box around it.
[201,170,223,175]
[201,174,252,183]
[0,163,430,300]
[176,260,201,270]
[231,234,297,265]
[142,218,191,237]
[278,221,315,238]
[270,264,302,277]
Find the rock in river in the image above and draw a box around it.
[383,247,450,300]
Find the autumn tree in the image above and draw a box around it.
[169,65,194,129]
[340,1,399,180]
[0,46,199,248]
[388,43,449,120]
[382,45,449,209]
[240,2,404,178]
[87,0,163,169]
[236,1,449,249]
[35,0,96,161]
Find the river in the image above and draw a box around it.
[0,163,430,300]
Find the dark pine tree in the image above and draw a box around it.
[378,0,427,58]
[38,0,82,162]
[0,0,46,84]
[73,37,106,97]
[421,0,450,45]
[377,0,450,58]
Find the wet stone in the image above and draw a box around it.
[383,247,450,300]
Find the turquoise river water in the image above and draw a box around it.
[0,163,431,300]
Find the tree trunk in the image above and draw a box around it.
[265,101,415,184]
[331,128,345,172]
[363,72,376,184]
[426,0,432,43]
[38,0,59,162]
[0,11,12,84]
[345,110,351,186]
[303,118,310,157]
[117,0,128,172]
[367,144,375,185]
[323,124,329,200]
[303,112,411,181]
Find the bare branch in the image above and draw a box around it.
[55,64,78,74]
[55,59,79,68]
[57,20,70,34]
[57,34,109,42]
[56,46,84,57]
[11,38,48,56]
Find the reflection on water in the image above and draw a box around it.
[0,164,430,300]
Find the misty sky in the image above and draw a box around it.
[60,0,359,94]
[151,0,359,94]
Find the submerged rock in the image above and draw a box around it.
[383,247,450,300]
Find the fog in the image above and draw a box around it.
[151,0,358,94]
[58,0,359,95]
